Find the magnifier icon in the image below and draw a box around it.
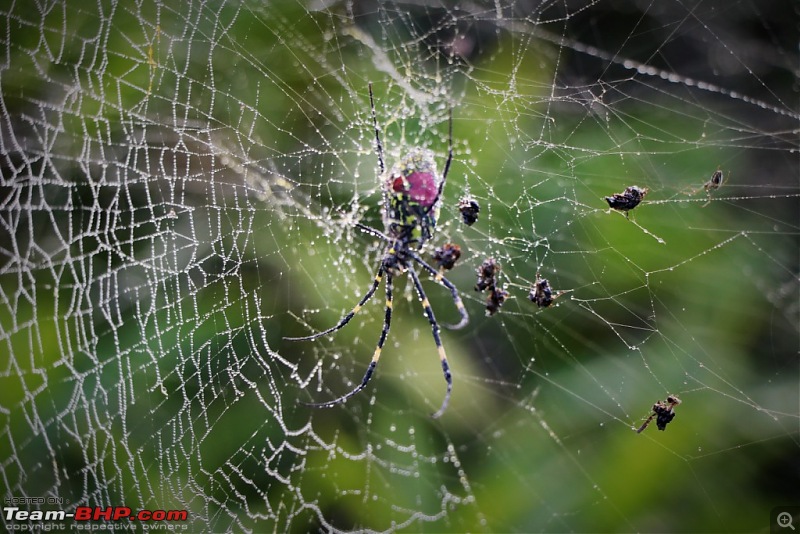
[778,512,795,530]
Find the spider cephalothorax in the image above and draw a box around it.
[285,84,467,418]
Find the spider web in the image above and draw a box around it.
[1,0,798,531]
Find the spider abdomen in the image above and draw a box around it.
[385,149,442,247]
[397,171,438,207]
[388,148,440,203]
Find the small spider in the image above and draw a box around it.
[284,84,469,418]
[704,167,724,193]
[636,394,682,433]
[688,167,726,206]
[605,185,648,217]
[432,243,462,271]
[485,286,510,316]
[458,197,480,226]
[528,273,563,308]
[475,257,501,292]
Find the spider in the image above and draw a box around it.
[605,185,648,217]
[688,166,726,206]
[636,394,681,433]
[704,167,724,193]
[284,83,469,418]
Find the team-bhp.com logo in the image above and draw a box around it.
[4,506,188,528]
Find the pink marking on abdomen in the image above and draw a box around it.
[405,172,438,208]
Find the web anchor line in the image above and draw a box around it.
[495,21,800,122]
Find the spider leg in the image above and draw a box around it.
[284,265,384,341]
[369,82,391,217]
[303,271,394,409]
[424,108,454,218]
[368,82,385,175]
[410,251,469,330]
[355,222,391,241]
[435,108,454,207]
[408,267,453,419]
